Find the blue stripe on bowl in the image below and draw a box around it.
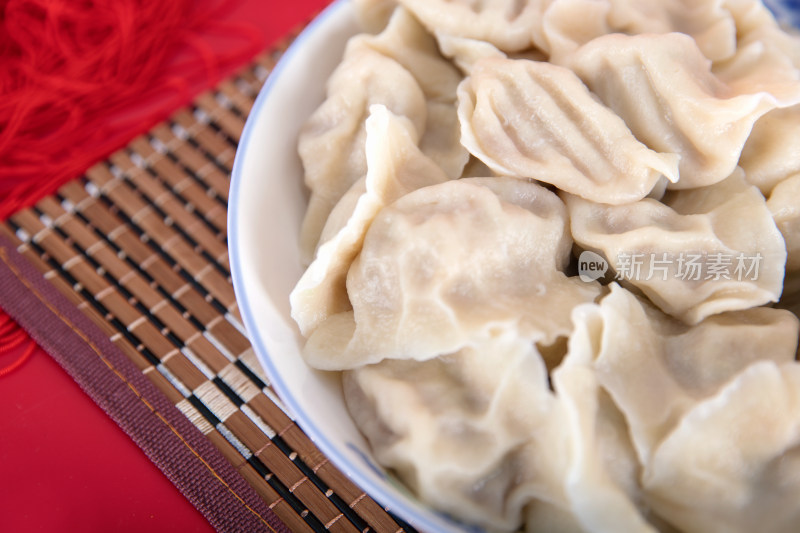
[764,0,800,29]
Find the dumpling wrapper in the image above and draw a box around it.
[343,330,570,532]
[352,0,397,33]
[767,172,800,272]
[587,284,799,467]
[721,0,800,70]
[568,32,800,189]
[344,294,666,533]
[290,105,449,337]
[565,170,787,324]
[357,7,469,179]
[435,33,548,76]
[548,302,659,533]
[541,0,737,64]
[644,361,800,533]
[346,315,658,532]
[298,8,468,263]
[605,0,737,62]
[303,178,600,369]
[358,6,462,103]
[539,0,613,62]
[713,34,800,98]
[739,106,800,195]
[297,41,427,263]
[395,0,552,53]
[435,33,508,74]
[457,57,679,204]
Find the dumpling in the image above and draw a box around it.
[345,317,658,533]
[345,290,689,532]
[541,0,737,64]
[565,170,787,324]
[435,33,508,74]
[711,0,800,119]
[353,6,470,181]
[713,34,800,98]
[573,284,800,532]
[644,361,800,533]
[548,302,660,533]
[435,31,550,76]
[395,0,552,53]
[457,57,679,204]
[578,283,799,466]
[290,105,450,337]
[538,0,613,62]
[568,32,800,189]
[359,7,462,103]
[302,178,600,370]
[298,8,468,263]
[739,106,800,194]
[767,172,800,272]
[343,330,569,532]
[721,0,800,69]
[353,0,397,33]
[297,41,427,262]
[606,0,736,61]
[359,8,469,180]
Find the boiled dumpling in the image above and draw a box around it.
[353,0,397,33]
[303,178,600,369]
[290,105,450,337]
[291,2,800,532]
[343,290,681,533]
[297,40,426,263]
[298,7,468,263]
[357,7,469,179]
[565,170,787,324]
[644,361,800,533]
[721,0,800,69]
[585,284,799,466]
[435,33,508,74]
[712,0,800,111]
[435,33,549,75]
[713,34,800,98]
[359,7,461,102]
[541,0,736,64]
[548,302,659,533]
[345,316,656,533]
[767,172,800,272]
[538,0,613,62]
[343,330,569,531]
[567,284,800,532]
[606,0,736,61]
[568,32,800,189]
[395,0,552,53]
[457,57,679,204]
[739,106,800,194]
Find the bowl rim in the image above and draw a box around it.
[227,1,474,531]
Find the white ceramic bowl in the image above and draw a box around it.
[228,1,477,531]
[229,1,800,531]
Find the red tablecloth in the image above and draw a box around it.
[0,1,331,531]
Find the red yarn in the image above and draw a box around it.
[0,0,265,375]
[0,0,264,220]
[0,313,36,377]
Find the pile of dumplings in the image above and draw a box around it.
[288,0,800,531]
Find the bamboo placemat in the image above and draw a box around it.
[1,42,416,533]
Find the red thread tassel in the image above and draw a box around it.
[0,0,264,376]
[0,0,263,220]
[0,312,35,377]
